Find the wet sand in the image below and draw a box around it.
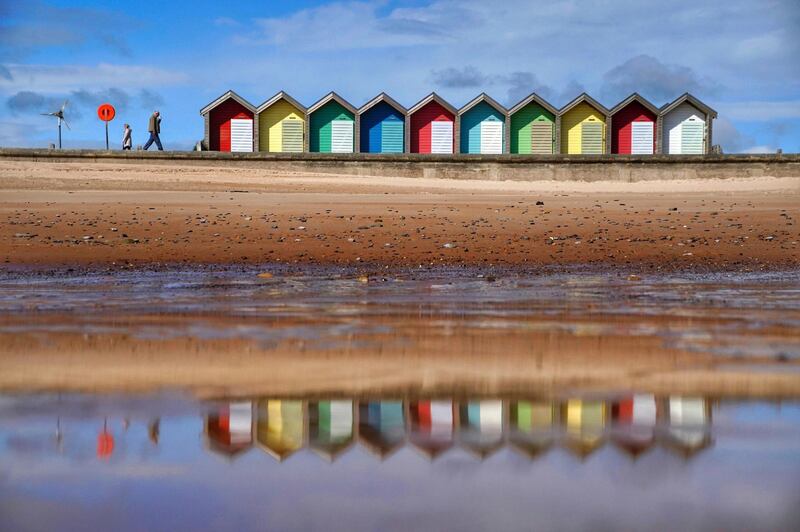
[1,160,798,269]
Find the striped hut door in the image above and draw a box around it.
[479,119,503,154]
[230,119,254,152]
[581,121,603,154]
[381,117,404,153]
[530,120,553,154]
[681,120,704,154]
[331,119,354,153]
[430,121,453,154]
[631,121,654,154]
[281,119,303,152]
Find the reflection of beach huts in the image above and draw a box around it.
[508,400,559,458]
[665,397,712,457]
[358,93,407,153]
[255,399,305,461]
[358,400,406,459]
[308,92,357,153]
[611,394,657,458]
[559,93,610,155]
[408,400,455,459]
[660,93,717,154]
[458,94,507,154]
[200,90,256,152]
[205,401,253,458]
[458,400,504,458]
[508,93,559,154]
[610,93,659,155]
[563,399,607,458]
[256,91,306,153]
[408,93,457,154]
[308,400,355,461]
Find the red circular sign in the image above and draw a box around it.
[97,103,115,122]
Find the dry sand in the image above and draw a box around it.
[1,160,798,269]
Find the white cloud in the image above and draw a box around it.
[0,63,188,94]
[741,145,776,154]
[717,101,800,121]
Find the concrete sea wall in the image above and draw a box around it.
[1,148,798,182]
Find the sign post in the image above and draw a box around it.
[97,103,116,150]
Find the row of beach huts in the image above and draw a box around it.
[205,395,713,462]
[199,90,717,155]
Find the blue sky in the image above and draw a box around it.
[1,0,798,152]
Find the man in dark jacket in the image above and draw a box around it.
[143,110,163,150]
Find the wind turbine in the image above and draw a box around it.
[41,100,70,149]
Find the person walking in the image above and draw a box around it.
[122,123,132,150]
[143,110,163,151]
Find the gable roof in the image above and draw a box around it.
[610,93,660,116]
[559,92,610,116]
[256,91,307,114]
[407,92,458,116]
[660,93,718,118]
[200,90,256,115]
[306,91,357,115]
[508,92,559,117]
[358,92,408,116]
[458,92,508,116]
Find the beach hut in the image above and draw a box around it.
[358,93,407,154]
[204,401,253,458]
[665,396,712,457]
[255,399,305,461]
[408,400,455,459]
[508,400,558,458]
[457,400,504,458]
[562,399,607,458]
[307,92,357,153]
[308,400,354,461]
[407,93,457,154]
[559,93,610,155]
[458,93,507,154]
[611,394,657,458]
[610,93,659,155]
[256,91,306,153]
[508,93,559,154]
[660,93,717,154]
[358,400,406,459]
[200,90,256,152]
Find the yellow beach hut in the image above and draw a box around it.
[256,91,307,153]
[559,93,610,155]
[255,399,305,461]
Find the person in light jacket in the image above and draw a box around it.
[143,110,163,151]
[122,123,132,150]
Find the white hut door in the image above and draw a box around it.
[331,120,354,153]
[631,122,654,154]
[230,119,254,152]
[681,120,704,154]
[480,120,503,154]
[430,121,453,154]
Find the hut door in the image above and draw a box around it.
[530,121,554,154]
[381,118,404,153]
[631,122,654,154]
[230,119,254,152]
[430,121,453,154]
[581,121,603,154]
[681,120,704,154]
[331,119,354,153]
[281,119,303,152]
[480,120,503,154]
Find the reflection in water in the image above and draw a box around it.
[194,395,715,462]
[2,393,799,531]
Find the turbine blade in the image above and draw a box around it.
[41,112,54,116]
[62,100,68,111]
[62,119,71,130]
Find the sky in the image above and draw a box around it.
[0,0,799,152]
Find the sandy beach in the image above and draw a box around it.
[1,160,798,270]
